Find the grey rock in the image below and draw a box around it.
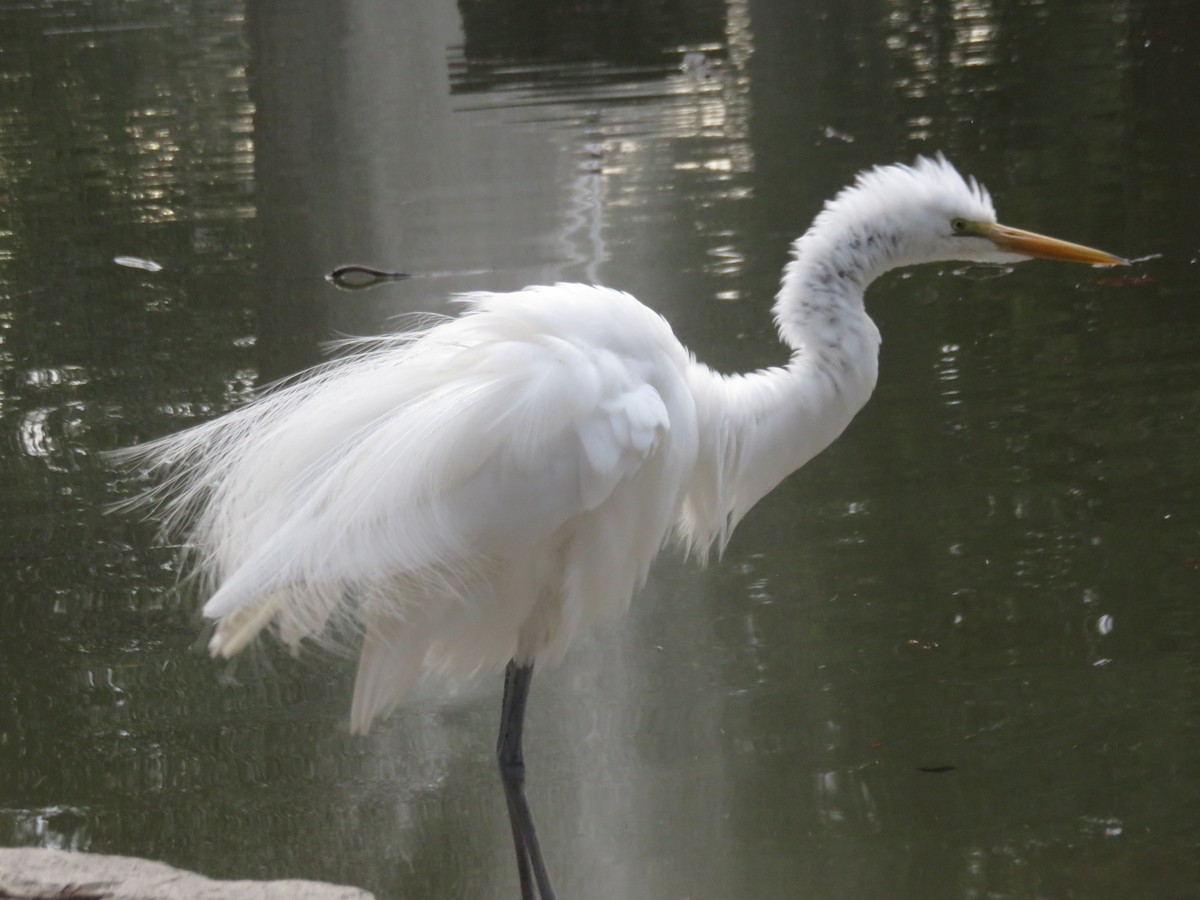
[0,848,374,900]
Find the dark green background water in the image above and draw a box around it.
[2,1,1198,897]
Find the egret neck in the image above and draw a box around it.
[683,211,895,558]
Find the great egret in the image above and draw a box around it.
[119,155,1124,900]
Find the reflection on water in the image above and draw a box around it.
[444,0,758,296]
[1,0,1199,898]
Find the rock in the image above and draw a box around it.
[0,848,374,900]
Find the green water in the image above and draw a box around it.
[2,1,1198,897]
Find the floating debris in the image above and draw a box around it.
[113,256,163,272]
[326,264,500,290]
[326,265,413,290]
[905,638,940,651]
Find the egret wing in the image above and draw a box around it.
[191,323,673,633]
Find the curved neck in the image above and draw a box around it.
[773,209,902,354]
[680,226,890,558]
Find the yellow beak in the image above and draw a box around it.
[979,222,1127,266]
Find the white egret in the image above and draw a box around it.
[119,155,1124,900]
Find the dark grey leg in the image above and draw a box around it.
[498,660,556,900]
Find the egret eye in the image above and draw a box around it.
[951,218,969,234]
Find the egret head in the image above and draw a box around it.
[822,154,1126,272]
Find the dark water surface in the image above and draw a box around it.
[2,1,1198,898]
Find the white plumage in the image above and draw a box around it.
[118,155,1122,900]
[129,285,700,730]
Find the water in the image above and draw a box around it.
[2,1,1199,898]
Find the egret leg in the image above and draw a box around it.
[497,660,556,900]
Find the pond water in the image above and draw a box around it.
[2,1,1199,898]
